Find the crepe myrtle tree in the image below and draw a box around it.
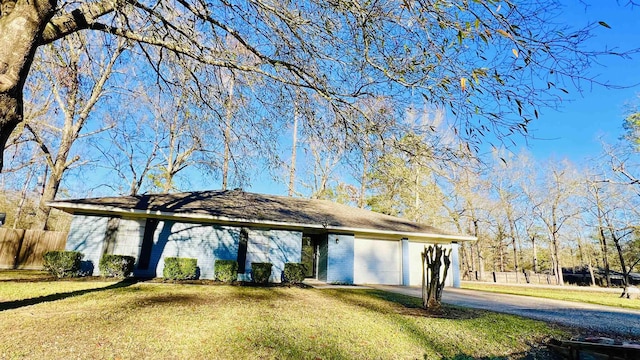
[0,0,631,171]
[421,244,451,310]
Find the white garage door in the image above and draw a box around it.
[354,238,400,285]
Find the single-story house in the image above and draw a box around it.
[49,190,475,286]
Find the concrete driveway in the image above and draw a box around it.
[369,285,640,338]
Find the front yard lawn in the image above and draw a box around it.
[0,271,566,359]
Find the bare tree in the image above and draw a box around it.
[1,0,633,172]
[304,137,345,200]
[516,152,546,275]
[488,150,527,279]
[287,89,311,197]
[288,105,299,197]
[440,159,489,279]
[24,34,125,229]
[533,160,581,286]
[585,179,615,286]
[421,244,451,310]
[93,105,161,196]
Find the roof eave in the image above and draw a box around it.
[49,201,477,243]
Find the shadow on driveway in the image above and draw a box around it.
[370,285,640,338]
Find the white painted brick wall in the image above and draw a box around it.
[65,215,108,276]
[113,218,144,259]
[327,233,354,284]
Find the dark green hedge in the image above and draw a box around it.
[43,251,83,278]
[163,257,199,280]
[251,262,272,284]
[99,254,135,278]
[214,260,238,282]
[283,263,306,284]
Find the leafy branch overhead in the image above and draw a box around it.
[0,0,634,170]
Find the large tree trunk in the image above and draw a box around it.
[598,226,611,287]
[551,233,564,285]
[358,155,368,208]
[288,105,298,197]
[0,0,55,171]
[531,235,539,273]
[34,169,61,230]
[610,231,631,298]
[221,73,234,191]
[507,218,519,281]
[33,142,72,230]
[0,94,21,170]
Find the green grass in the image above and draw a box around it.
[0,269,53,281]
[0,271,567,359]
[461,282,640,310]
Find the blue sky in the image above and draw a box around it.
[522,2,640,164]
[50,2,640,198]
[247,2,640,196]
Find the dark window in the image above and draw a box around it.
[237,229,248,273]
[301,236,315,278]
[137,218,159,270]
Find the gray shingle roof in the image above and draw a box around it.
[49,190,473,241]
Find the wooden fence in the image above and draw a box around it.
[0,228,67,270]
[464,270,559,285]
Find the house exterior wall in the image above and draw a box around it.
[65,214,304,281]
[354,237,401,285]
[245,228,270,264]
[326,233,354,284]
[112,218,145,259]
[65,214,109,275]
[63,212,463,285]
[137,220,240,279]
[269,229,302,282]
[243,228,302,282]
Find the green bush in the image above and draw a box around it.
[43,251,83,278]
[99,254,135,278]
[163,257,199,280]
[251,262,272,284]
[283,263,306,284]
[214,260,238,282]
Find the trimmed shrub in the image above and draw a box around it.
[214,260,238,282]
[43,251,83,278]
[283,263,306,284]
[251,262,272,284]
[163,257,199,280]
[99,254,135,278]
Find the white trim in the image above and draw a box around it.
[49,201,477,243]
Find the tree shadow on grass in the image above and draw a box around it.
[325,289,556,360]
[0,278,142,312]
[326,289,484,320]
